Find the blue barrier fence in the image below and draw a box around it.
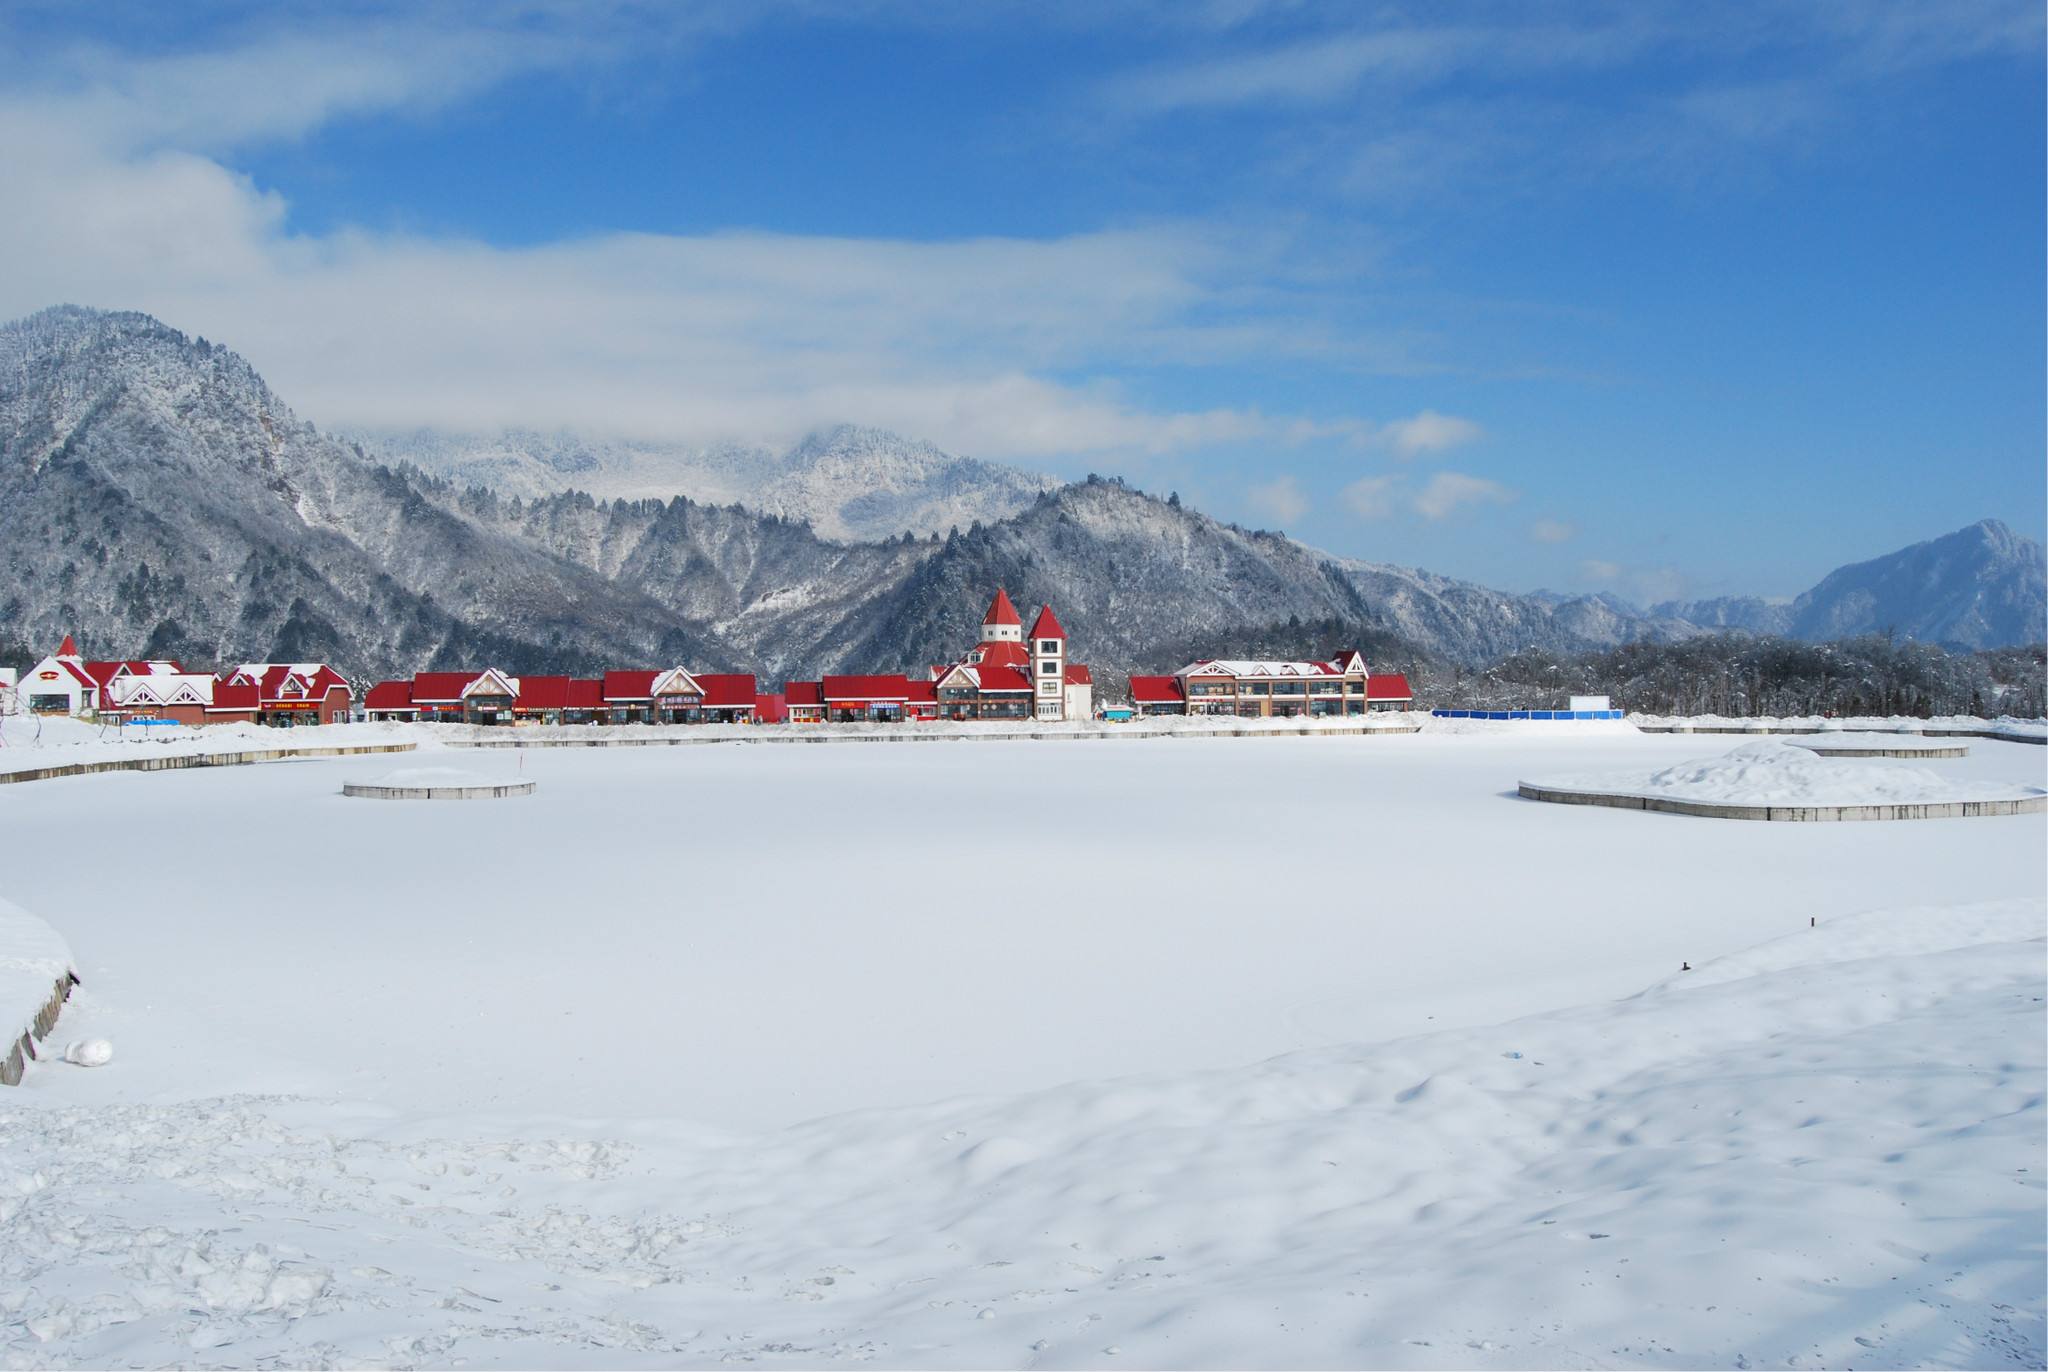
[1430,709,1626,721]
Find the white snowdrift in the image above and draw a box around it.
[0,896,72,1063]
[1530,739,2046,807]
[1,899,2039,1368]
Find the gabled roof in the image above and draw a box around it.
[83,659,180,689]
[602,670,660,702]
[650,667,703,699]
[232,663,351,705]
[935,662,980,690]
[973,664,1032,692]
[982,587,1022,627]
[364,680,414,711]
[699,673,757,708]
[1174,659,1339,680]
[1129,674,1184,704]
[822,674,910,703]
[971,640,1029,669]
[783,680,824,707]
[1331,650,1369,676]
[462,668,517,699]
[58,634,76,657]
[1028,604,1066,640]
[209,679,262,712]
[1064,664,1092,685]
[1366,673,1413,700]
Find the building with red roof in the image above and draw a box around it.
[1130,650,1415,718]
[929,589,1094,721]
[16,637,351,726]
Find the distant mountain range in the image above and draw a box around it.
[353,424,1060,543]
[1654,519,2046,651]
[1,306,2040,686]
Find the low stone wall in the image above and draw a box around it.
[1517,781,2047,822]
[343,779,536,800]
[450,723,1421,749]
[0,741,417,787]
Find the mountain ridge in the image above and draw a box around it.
[2,306,2040,690]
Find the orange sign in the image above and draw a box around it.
[37,671,58,680]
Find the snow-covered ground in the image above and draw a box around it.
[1,727,2042,1367]
[1527,739,2047,808]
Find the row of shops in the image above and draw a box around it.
[11,595,1417,729]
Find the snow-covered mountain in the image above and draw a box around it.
[353,423,1061,543]
[1658,520,2045,650]
[4,307,2039,685]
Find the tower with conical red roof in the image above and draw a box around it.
[1029,605,1066,719]
[981,587,1023,644]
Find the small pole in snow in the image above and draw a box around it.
[1680,962,1690,972]
[1810,916,1815,928]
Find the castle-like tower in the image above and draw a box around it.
[980,587,1023,643]
[1029,604,1066,720]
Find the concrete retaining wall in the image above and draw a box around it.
[450,723,1422,749]
[0,741,417,787]
[343,779,536,800]
[1517,781,2047,822]
[1789,742,1970,758]
[1,973,74,1087]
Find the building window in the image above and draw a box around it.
[1039,660,1059,675]
[1038,640,1060,653]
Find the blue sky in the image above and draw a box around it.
[0,1,2040,601]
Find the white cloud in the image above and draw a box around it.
[1530,518,1576,544]
[1581,558,1624,582]
[1414,471,1514,519]
[1381,408,1482,458]
[0,20,1404,464]
[1245,474,1308,525]
[1341,474,1400,519]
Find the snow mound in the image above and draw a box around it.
[0,896,73,1050]
[1533,739,2046,807]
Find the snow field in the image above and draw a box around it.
[0,727,2041,1366]
[2,899,2040,1367]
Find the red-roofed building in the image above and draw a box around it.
[17,636,183,716]
[218,663,354,725]
[783,680,825,724]
[1132,651,1415,717]
[364,679,416,720]
[754,691,788,724]
[822,674,911,721]
[698,673,758,721]
[930,590,1094,720]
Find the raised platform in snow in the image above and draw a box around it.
[343,766,535,800]
[1785,736,1970,759]
[1519,740,2047,822]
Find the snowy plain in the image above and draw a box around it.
[0,722,2042,1367]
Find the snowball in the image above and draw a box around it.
[64,1038,113,1067]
